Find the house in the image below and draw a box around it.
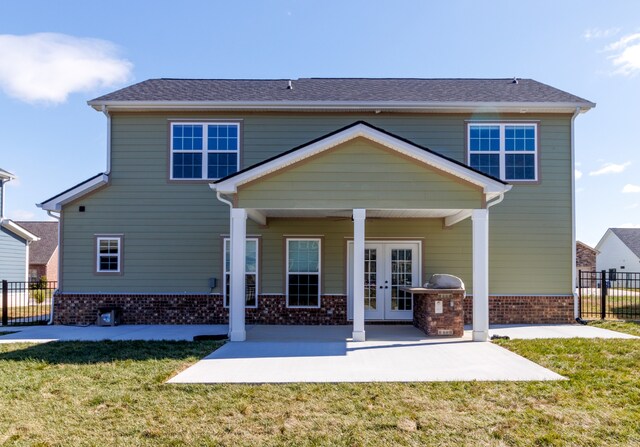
[595,228,640,275]
[16,221,59,283]
[576,241,597,286]
[0,169,40,282]
[38,78,594,342]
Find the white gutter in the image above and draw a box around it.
[88,100,595,114]
[46,210,61,325]
[571,106,581,319]
[0,219,39,242]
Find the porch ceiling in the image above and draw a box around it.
[249,208,464,219]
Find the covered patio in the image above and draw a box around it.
[211,122,512,342]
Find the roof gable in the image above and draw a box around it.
[213,121,511,199]
[610,228,640,259]
[16,221,58,264]
[0,219,39,242]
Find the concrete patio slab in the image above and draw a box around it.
[487,324,639,340]
[0,324,228,343]
[168,325,566,383]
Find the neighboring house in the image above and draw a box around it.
[0,169,40,282]
[16,221,59,283]
[576,241,597,287]
[595,228,640,275]
[38,78,594,341]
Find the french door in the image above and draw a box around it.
[348,241,420,320]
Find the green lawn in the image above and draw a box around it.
[0,324,639,446]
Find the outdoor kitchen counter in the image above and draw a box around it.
[402,288,465,337]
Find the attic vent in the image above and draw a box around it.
[287,80,293,90]
[512,77,519,84]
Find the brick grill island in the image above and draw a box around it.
[405,288,465,337]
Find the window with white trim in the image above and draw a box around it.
[171,122,240,180]
[287,239,321,307]
[468,123,538,181]
[96,236,122,273]
[223,238,258,307]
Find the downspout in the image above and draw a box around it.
[0,179,5,219]
[101,105,112,175]
[214,189,234,337]
[486,192,506,209]
[571,107,581,319]
[46,210,61,325]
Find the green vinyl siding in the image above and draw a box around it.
[60,112,573,295]
[238,138,483,210]
[0,226,27,282]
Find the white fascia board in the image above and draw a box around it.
[0,169,16,181]
[444,210,473,227]
[89,100,595,114]
[1,219,40,242]
[38,174,109,211]
[214,123,511,195]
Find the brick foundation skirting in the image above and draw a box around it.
[53,293,347,325]
[463,295,575,324]
[53,293,574,325]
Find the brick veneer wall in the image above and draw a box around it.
[463,295,574,324]
[576,242,596,269]
[53,293,573,325]
[413,290,464,337]
[53,293,347,325]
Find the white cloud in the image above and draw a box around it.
[604,32,640,77]
[0,33,133,104]
[622,184,640,193]
[625,203,639,209]
[583,27,620,41]
[575,169,583,180]
[589,161,631,176]
[619,223,640,228]
[10,209,35,220]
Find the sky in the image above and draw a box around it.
[0,0,638,247]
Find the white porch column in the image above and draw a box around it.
[352,208,366,342]
[472,209,489,342]
[229,208,247,342]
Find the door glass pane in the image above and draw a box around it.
[364,248,377,310]
[390,249,413,311]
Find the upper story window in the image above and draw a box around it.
[170,122,240,180]
[468,123,538,182]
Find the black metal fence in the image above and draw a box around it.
[579,270,640,320]
[1,280,57,326]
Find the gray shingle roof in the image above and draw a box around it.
[611,228,640,259]
[90,78,593,105]
[16,221,58,265]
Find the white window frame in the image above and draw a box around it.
[467,122,538,182]
[286,238,321,308]
[223,238,259,308]
[170,122,241,180]
[96,236,122,274]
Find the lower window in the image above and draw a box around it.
[287,239,321,307]
[223,238,258,307]
[95,235,123,274]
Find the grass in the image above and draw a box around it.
[0,305,50,324]
[0,325,639,446]
[579,294,640,320]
